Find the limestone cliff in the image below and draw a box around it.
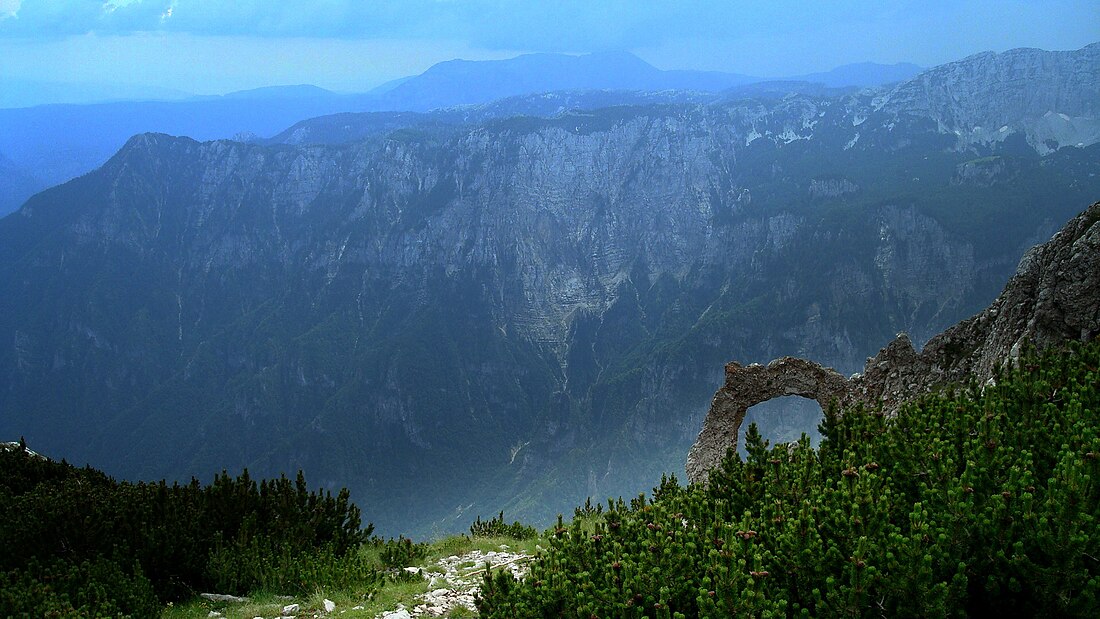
[688,200,1100,483]
[877,43,1100,153]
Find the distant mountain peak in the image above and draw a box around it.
[380,50,755,111]
[883,42,1100,153]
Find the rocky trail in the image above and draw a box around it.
[379,548,532,619]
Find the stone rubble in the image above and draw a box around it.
[378,547,531,618]
[200,593,250,604]
[226,548,531,619]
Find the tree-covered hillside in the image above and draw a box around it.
[0,453,374,617]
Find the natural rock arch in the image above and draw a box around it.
[685,357,851,484]
[686,202,1100,485]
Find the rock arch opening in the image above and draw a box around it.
[737,395,824,455]
[686,356,851,483]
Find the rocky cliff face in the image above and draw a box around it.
[688,201,1100,483]
[878,43,1100,153]
[2,45,1099,535]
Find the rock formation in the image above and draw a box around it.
[688,200,1100,483]
[879,42,1100,153]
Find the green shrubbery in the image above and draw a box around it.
[205,538,381,596]
[478,341,1100,617]
[375,536,430,571]
[0,557,161,618]
[0,458,375,616]
[471,511,539,540]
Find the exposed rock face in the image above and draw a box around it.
[0,441,44,460]
[879,43,1100,153]
[808,177,859,199]
[685,358,851,482]
[909,199,1100,382]
[688,200,1100,483]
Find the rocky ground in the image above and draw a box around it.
[379,547,532,618]
[182,542,535,619]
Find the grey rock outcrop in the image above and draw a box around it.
[688,200,1100,483]
[686,358,851,482]
[808,177,859,199]
[879,43,1100,153]
[199,593,249,604]
[0,441,45,460]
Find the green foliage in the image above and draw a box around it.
[471,512,539,541]
[0,460,377,612]
[477,341,1100,617]
[375,536,430,571]
[205,540,381,597]
[0,557,160,619]
[574,496,605,519]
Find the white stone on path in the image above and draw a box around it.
[200,593,250,603]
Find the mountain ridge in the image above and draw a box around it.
[0,48,949,217]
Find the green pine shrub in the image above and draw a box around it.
[471,511,539,540]
[205,539,381,596]
[376,536,430,570]
[0,557,160,619]
[0,456,378,608]
[478,341,1100,617]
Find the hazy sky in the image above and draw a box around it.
[0,0,1097,95]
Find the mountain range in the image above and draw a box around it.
[0,52,922,217]
[1,43,1097,536]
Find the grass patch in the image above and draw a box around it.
[160,583,422,619]
[160,530,550,618]
[427,533,546,559]
[161,593,352,619]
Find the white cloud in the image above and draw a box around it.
[103,0,141,11]
[0,0,21,20]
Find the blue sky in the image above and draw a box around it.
[0,0,1097,95]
